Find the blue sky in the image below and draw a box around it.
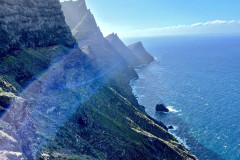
[61,0,240,37]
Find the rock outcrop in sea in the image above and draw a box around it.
[156,104,169,112]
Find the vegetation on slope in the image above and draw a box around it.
[38,67,197,160]
[0,46,70,91]
[0,45,197,160]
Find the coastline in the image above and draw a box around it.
[129,47,227,160]
[129,59,191,150]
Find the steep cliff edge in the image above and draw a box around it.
[105,33,133,57]
[0,0,197,159]
[62,1,127,75]
[0,0,76,57]
[53,0,197,159]
[106,33,154,66]
[61,0,88,30]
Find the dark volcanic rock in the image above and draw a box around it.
[156,104,169,112]
[0,0,76,57]
[168,126,174,130]
[0,92,15,109]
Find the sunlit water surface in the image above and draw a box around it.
[125,35,240,160]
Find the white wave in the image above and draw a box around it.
[167,106,181,113]
[169,131,191,150]
[134,64,147,69]
[137,95,145,98]
[168,125,178,131]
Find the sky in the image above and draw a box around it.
[61,0,240,38]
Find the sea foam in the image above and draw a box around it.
[167,106,181,113]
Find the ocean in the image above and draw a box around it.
[124,35,240,160]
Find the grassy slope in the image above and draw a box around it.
[0,46,70,91]
[39,68,197,160]
[0,47,197,160]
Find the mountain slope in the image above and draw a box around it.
[0,0,198,159]
[41,67,197,160]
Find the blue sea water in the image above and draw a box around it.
[125,35,240,160]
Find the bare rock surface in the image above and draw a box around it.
[0,0,76,57]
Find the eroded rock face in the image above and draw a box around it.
[61,0,127,72]
[61,0,88,30]
[0,0,76,57]
[0,94,36,160]
[128,41,154,65]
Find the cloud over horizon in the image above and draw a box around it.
[119,20,240,38]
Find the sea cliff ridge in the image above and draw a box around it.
[0,0,197,159]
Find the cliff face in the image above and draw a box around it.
[61,0,127,73]
[0,0,197,159]
[58,1,197,160]
[0,77,37,160]
[105,33,132,57]
[0,0,76,57]
[72,10,99,42]
[128,41,155,65]
[61,0,88,30]
[106,33,154,66]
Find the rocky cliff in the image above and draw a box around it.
[0,0,197,159]
[62,0,127,73]
[105,33,133,57]
[106,33,154,66]
[128,41,154,65]
[0,0,76,58]
[0,77,37,159]
[61,0,88,30]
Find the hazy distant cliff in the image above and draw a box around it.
[106,33,154,66]
[61,0,126,71]
[0,0,76,57]
[128,41,154,64]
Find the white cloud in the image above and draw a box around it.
[191,20,239,27]
[119,20,240,38]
